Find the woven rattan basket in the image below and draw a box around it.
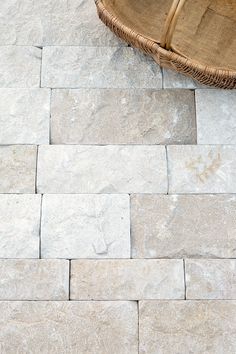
[95,0,236,89]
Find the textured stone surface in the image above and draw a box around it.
[196,90,236,144]
[0,89,50,144]
[71,260,184,300]
[41,46,162,88]
[0,0,123,46]
[41,194,130,258]
[139,301,236,354]
[186,259,236,299]
[0,195,40,258]
[163,68,205,89]
[51,89,196,144]
[0,260,69,300]
[168,145,236,193]
[131,194,236,258]
[37,145,167,193]
[0,46,41,87]
[0,145,37,193]
[0,301,138,354]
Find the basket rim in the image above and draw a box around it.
[96,0,236,80]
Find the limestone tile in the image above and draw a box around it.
[196,90,236,144]
[131,194,236,258]
[139,301,236,354]
[0,145,37,193]
[37,145,167,194]
[41,194,130,258]
[0,301,138,354]
[51,89,196,144]
[41,46,162,89]
[163,68,206,89]
[0,46,41,88]
[0,89,50,144]
[186,259,236,299]
[0,260,69,300]
[167,145,236,193]
[71,259,184,300]
[0,195,41,258]
[0,0,123,46]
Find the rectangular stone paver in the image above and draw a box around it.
[41,194,130,258]
[0,89,50,144]
[37,145,167,193]
[51,89,196,144]
[0,195,41,258]
[168,145,236,193]
[131,194,236,258]
[0,301,138,354]
[196,90,236,144]
[0,145,37,193]
[0,260,69,300]
[186,259,236,299]
[0,0,123,46]
[0,46,41,87]
[70,260,184,300]
[41,46,162,89]
[139,301,236,354]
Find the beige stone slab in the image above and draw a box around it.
[41,194,130,258]
[0,145,37,193]
[163,68,206,89]
[0,89,50,144]
[70,259,184,300]
[139,300,236,354]
[196,90,236,144]
[0,0,123,46]
[0,260,69,300]
[167,145,236,193]
[0,195,41,258]
[0,46,41,87]
[37,145,167,194]
[186,259,236,299]
[51,89,196,145]
[0,301,138,354]
[131,194,236,258]
[41,46,162,89]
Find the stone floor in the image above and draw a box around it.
[0,1,236,353]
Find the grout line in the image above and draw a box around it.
[165,145,170,195]
[193,89,198,144]
[49,89,52,144]
[68,260,71,300]
[35,145,39,194]
[183,259,187,300]
[39,47,43,88]
[129,193,132,259]
[137,300,140,353]
[38,195,43,259]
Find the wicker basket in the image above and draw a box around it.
[95,0,236,89]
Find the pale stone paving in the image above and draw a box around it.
[0,0,236,352]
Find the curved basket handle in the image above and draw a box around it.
[160,0,186,49]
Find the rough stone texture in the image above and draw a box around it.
[186,259,236,299]
[0,46,41,88]
[41,46,162,89]
[70,260,184,300]
[131,194,236,258]
[163,68,205,89]
[41,194,130,258]
[51,89,196,145]
[0,301,138,354]
[0,260,69,300]
[0,195,40,258]
[196,90,236,144]
[139,301,236,354]
[37,145,167,194]
[0,89,50,144]
[0,0,123,46]
[168,145,236,193]
[0,145,37,193]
